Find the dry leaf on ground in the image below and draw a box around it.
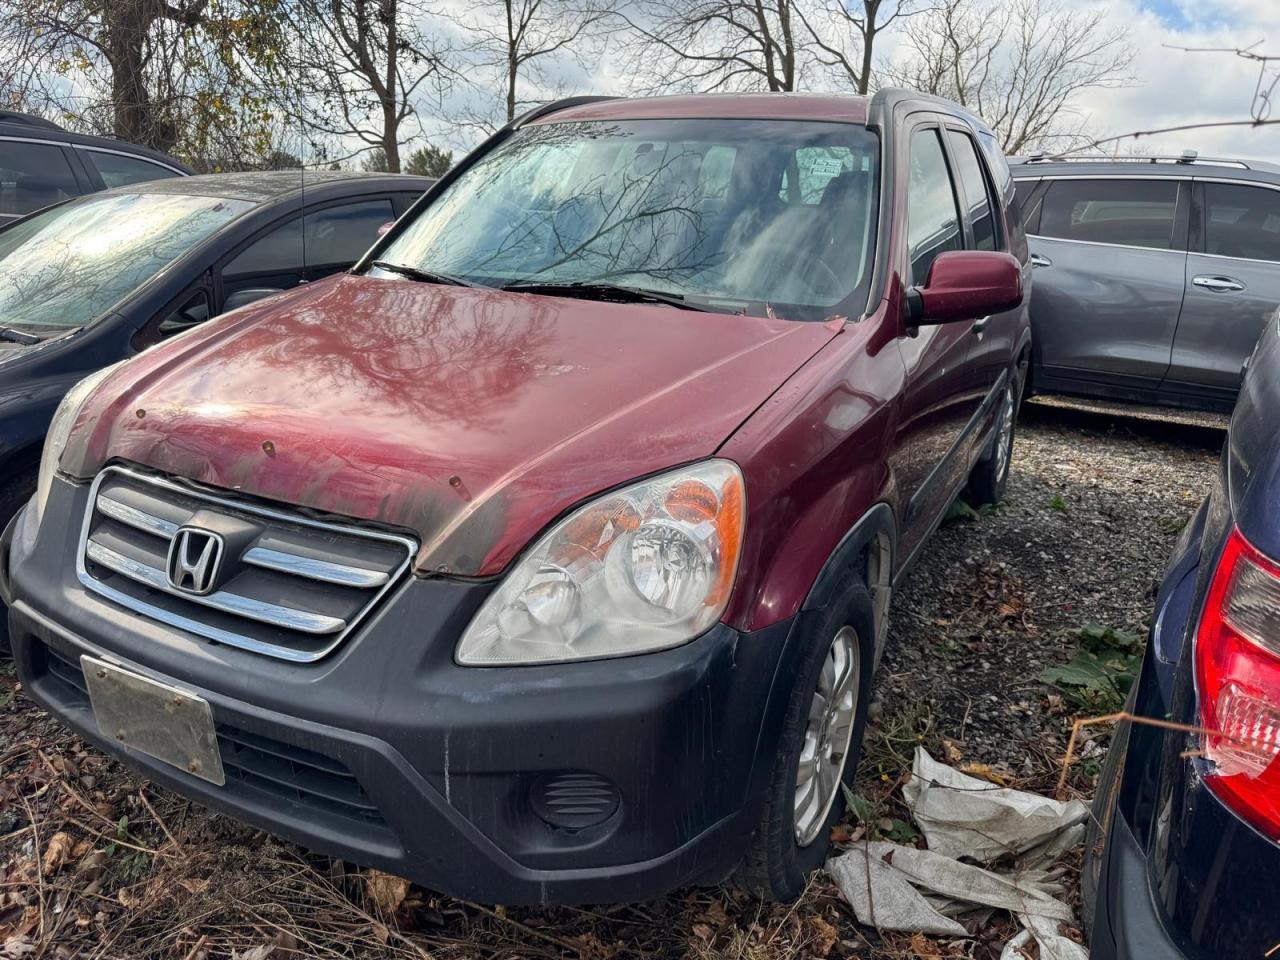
[365,869,410,916]
[40,832,75,876]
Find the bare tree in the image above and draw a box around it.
[0,0,283,158]
[1070,43,1279,155]
[279,0,452,172]
[453,0,613,130]
[797,0,922,94]
[886,0,1135,153]
[618,0,810,93]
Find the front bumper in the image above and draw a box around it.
[9,474,798,904]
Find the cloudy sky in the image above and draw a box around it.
[1087,0,1279,162]
[419,0,1278,166]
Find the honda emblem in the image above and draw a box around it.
[167,527,225,595]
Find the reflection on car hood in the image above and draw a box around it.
[64,274,838,575]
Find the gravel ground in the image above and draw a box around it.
[0,403,1223,959]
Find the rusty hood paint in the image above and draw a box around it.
[64,274,838,576]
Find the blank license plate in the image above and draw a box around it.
[81,655,225,786]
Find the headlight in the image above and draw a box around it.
[457,460,746,665]
[33,364,122,529]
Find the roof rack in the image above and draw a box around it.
[1022,149,1253,170]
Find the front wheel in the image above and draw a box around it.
[734,580,874,901]
[967,371,1019,506]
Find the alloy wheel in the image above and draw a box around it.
[794,625,860,845]
[994,384,1016,481]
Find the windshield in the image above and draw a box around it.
[377,118,880,320]
[0,192,253,330]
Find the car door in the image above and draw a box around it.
[1162,179,1280,405]
[893,120,985,563]
[216,196,398,310]
[1028,177,1189,390]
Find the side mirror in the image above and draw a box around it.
[906,251,1023,326]
[223,287,282,312]
[377,220,395,237]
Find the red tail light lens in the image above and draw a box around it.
[1195,527,1280,839]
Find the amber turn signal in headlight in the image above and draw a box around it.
[457,460,745,665]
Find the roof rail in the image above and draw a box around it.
[1023,150,1254,170]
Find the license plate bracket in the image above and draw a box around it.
[81,654,225,786]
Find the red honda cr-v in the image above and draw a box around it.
[4,88,1030,904]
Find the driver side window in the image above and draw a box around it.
[907,128,963,285]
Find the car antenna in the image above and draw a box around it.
[299,127,307,277]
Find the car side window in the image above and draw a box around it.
[1015,179,1043,233]
[907,128,963,284]
[0,141,79,218]
[83,150,180,188]
[224,216,302,278]
[224,199,396,278]
[1202,183,1280,263]
[306,198,395,265]
[1039,179,1179,250]
[945,130,999,251]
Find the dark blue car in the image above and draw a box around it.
[1087,305,1280,957]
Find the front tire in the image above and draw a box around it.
[734,579,875,901]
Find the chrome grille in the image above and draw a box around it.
[78,466,416,662]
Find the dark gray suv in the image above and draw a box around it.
[1012,153,1280,412]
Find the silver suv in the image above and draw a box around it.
[1012,153,1280,412]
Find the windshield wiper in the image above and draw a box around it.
[370,260,488,289]
[0,327,42,345]
[502,280,718,313]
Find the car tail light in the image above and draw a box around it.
[1195,527,1280,839]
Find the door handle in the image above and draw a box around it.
[972,315,991,334]
[1029,253,1052,268]
[1192,275,1246,293]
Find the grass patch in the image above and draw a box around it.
[943,499,1002,525]
[1040,623,1142,712]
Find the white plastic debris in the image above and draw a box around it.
[827,747,1092,957]
[902,747,1089,861]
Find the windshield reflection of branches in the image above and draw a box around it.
[382,120,879,315]
[0,194,247,329]
[493,142,718,289]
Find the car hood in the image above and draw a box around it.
[64,274,838,575]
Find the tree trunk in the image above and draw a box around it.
[104,1,157,148]
[382,0,400,172]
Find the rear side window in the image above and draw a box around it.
[0,140,79,217]
[906,129,963,283]
[1039,179,1178,250]
[84,149,180,188]
[225,198,395,276]
[945,130,998,250]
[1202,182,1280,263]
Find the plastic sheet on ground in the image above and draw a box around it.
[827,747,1091,958]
